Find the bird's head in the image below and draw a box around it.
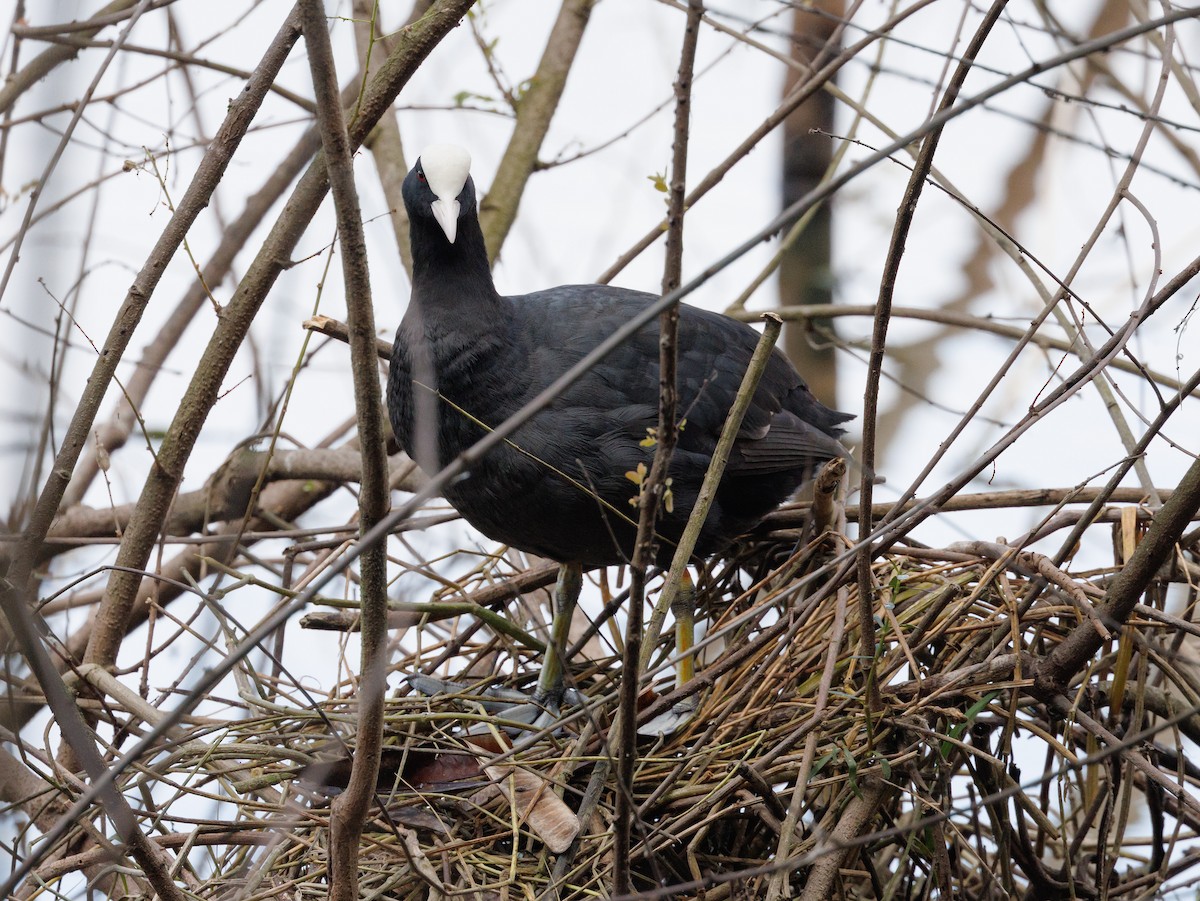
[404,144,474,244]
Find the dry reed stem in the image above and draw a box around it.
[22,494,1187,900]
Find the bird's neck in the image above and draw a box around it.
[410,215,501,311]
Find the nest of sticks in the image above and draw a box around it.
[142,483,1199,901]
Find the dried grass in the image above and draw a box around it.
[110,491,1200,900]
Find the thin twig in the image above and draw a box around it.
[615,2,700,890]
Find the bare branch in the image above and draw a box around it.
[81,0,474,673]
[615,2,700,890]
[0,0,141,114]
[300,0,390,895]
[478,0,595,261]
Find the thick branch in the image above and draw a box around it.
[2,6,302,631]
[44,448,421,559]
[82,0,474,673]
[799,777,888,901]
[0,0,140,114]
[301,1,390,897]
[478,0,595,261]
[1035,454,1200,696]
[353,0,422,278]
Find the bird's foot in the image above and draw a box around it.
[636,698,697,738]
[406,674,582,735]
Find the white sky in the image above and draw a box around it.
[0,0,1198,720]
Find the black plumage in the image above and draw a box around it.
[387,145,852,569]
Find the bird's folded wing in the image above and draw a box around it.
[725,418,848,475]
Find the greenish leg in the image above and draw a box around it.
[671,571,697,690]
[637,570,700,736]
[535,561,583,704]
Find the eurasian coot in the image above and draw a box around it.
[388,144,851,706]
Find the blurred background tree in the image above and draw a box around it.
[0,1,1199,897]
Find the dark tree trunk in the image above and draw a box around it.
[779,1,842,406]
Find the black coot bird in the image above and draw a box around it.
[387,144,852,710]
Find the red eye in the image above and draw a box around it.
[417,170,426,181]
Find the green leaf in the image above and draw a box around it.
[812,750,836,775]
[843,745,860,797]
